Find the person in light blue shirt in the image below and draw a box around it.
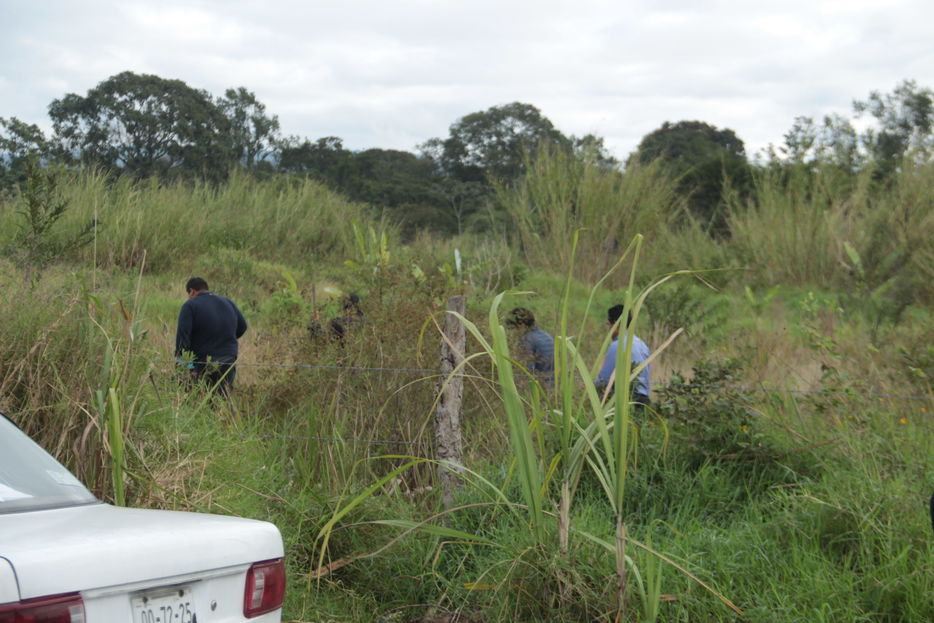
[507,307,555,386]
[595,304,651,405]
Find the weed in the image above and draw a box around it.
[655,359,768,464]
[5,161,96,283]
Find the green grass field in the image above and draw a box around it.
[0,160,931,622]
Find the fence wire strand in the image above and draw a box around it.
[163,358,931,402]
[158,357,932,448]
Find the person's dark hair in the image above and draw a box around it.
[508,307,535,328]
[186,277,209,292]
[607,304,633,327]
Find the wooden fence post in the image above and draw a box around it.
[435,295,466,508]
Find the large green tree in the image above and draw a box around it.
[277,139,453,234]
[0,117,51,188]
[434,178,488,235]
[425,102,570,183]
[349,149,441,205]
[854,79,934,178]
[349,148,449,234]
[217,87,280,170]
[771,80,934,179]
[776,114,860,169]
[630,120,750,231]
[764,114,862,198]
[278,136,354,187]
[48,71,234,180]
[572,133,620,169]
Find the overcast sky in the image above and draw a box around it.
[3,0,933,160]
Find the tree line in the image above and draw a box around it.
[2,71,932,236]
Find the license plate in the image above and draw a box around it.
[132,586,196,623]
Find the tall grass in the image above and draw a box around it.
[725,164,868,285]
[497,145,685,286]
[0,169,387,273]
[726,161,934,302]
[859,160,934,303]
[0,155,931,621]
[389,234,744,622]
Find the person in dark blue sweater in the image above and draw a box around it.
[507,307,555,387]
[175,277,247,396]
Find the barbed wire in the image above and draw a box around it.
[674,384,930,402]
[163,358,932,402]
[235,361,439,375]
[250,433,425,447]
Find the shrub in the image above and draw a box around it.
[656,359,767,463]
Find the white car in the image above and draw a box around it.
[0,414,285,622]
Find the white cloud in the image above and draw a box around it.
[1,0,934,157]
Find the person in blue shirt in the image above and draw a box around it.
[507,307,555,386]
[175,277,248,396]
[595,304,651,406]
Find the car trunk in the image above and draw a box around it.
[0,503,283,600]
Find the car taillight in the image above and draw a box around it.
[0,593,85,623]
[243,558,285,618]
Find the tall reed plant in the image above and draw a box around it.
[439,234,736,620]
[0,169,387,273]
[726,164,871,287]
[727,160,934,312]
[496,145,684,286]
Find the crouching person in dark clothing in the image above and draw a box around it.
[175,277,248,397]
[507,307,555,387]
[330,293,364,343]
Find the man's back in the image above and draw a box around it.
[520,327,555,375]
[175,292,247,360]
[595,332,651,398]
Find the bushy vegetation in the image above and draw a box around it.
[0,81,932,622]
